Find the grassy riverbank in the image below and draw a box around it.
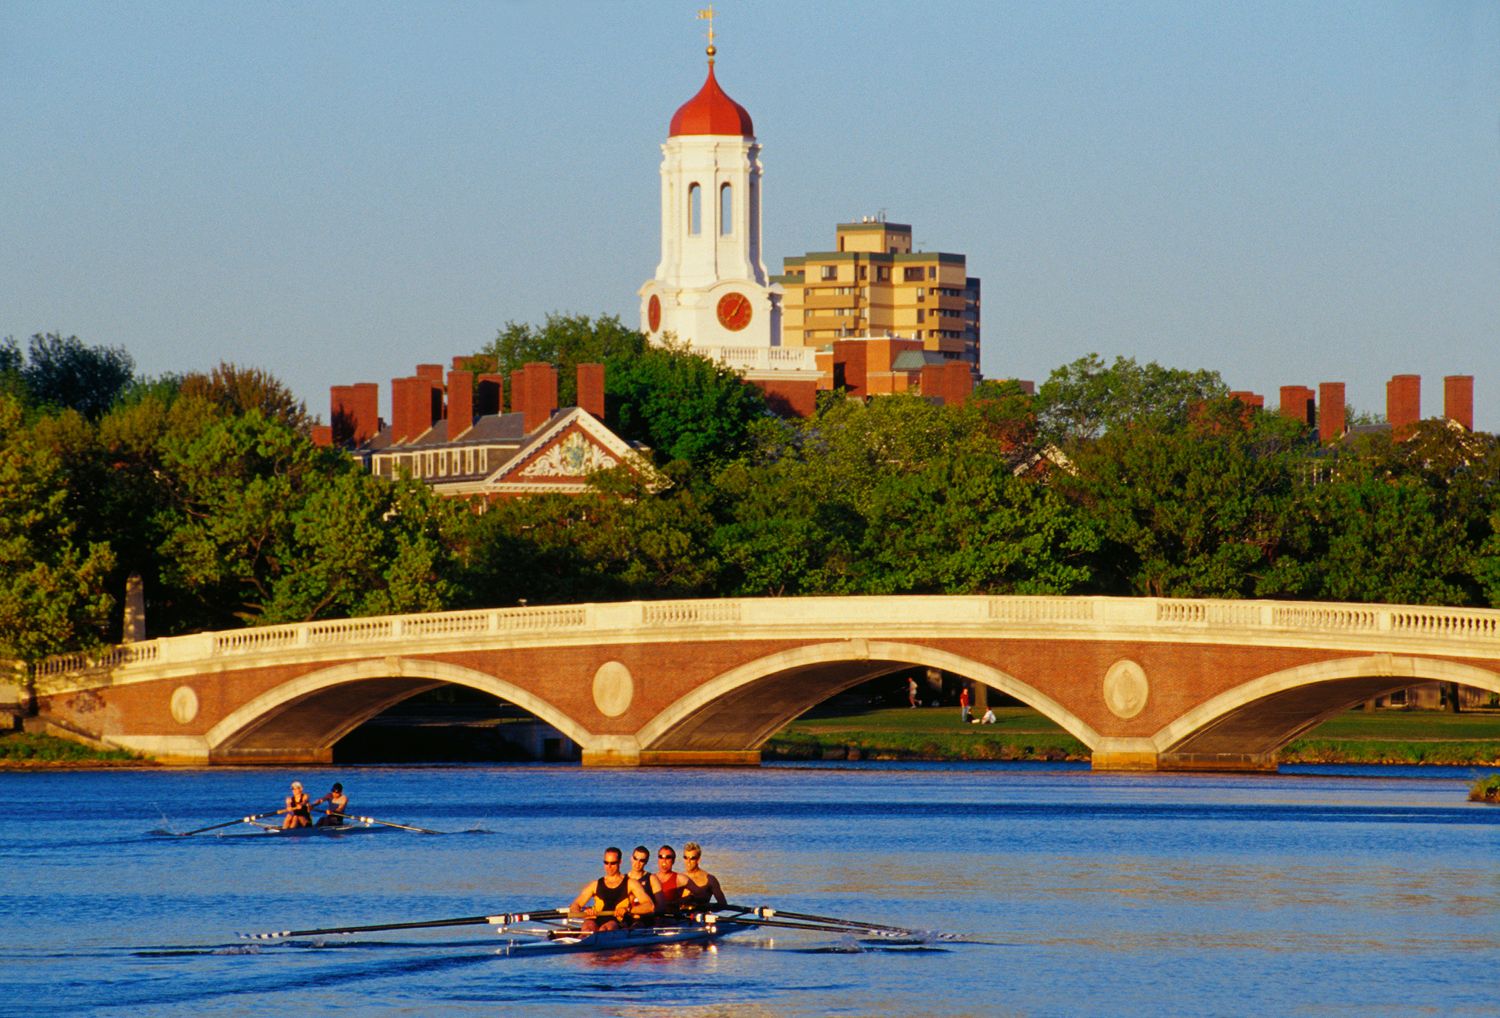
[765,706,1500,766]
[0,733,144,767]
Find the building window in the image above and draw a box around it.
[904,267,924,282]
[821,265,838,281]
[877,266,890,282]
[928,266,936,279]
[916,287,926,300]
[917,309,926,323]
[688,183,701,235]
[719,183,733,236]
[858,265,867,280]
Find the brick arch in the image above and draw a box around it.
[1152,655,1500,763]
[205,657,596,761]
[635,640,1102,754]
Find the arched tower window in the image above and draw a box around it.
[688,183,702,235]
[720,183,733,236]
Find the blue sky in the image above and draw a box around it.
[3,1,1498,429]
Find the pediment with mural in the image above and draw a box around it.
[513,427,620,482]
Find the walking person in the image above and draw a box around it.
[908,676,918,708]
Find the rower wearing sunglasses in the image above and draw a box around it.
[567,847,654,933]
[652,845,684,913]
[674,841,727,911]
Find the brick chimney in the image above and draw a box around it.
[476,373,505,416]
[447,370,474,440]
[1444,375,1473,431]
[415,363,444,384]
[331,383,380,446]
[1229,390,1265,410]
[944,361,972,406]
[1317,382,1345,443]
[523,362,559,434]
[1386,374,1420,440]
[920,363,944,402]
[391,376,442,443]
[1278,385,1315,427]
[510,369,528,417]
[577,363,605,418]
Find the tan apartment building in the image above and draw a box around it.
[776,219,981,366]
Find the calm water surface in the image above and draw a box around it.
[0,762,1496,1017]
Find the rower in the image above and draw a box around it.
[312,782,347,826]
[282,781,311,829]
[567,847,654,933]
[652,844,684,914]
[676,841,727,911]
[626,845,654,913]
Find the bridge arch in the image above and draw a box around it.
[635,640,1102,754]
[205,657,596,762]
[1152,655,1500,765]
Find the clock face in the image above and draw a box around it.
[647,295,661,333]
[716,291,752,332]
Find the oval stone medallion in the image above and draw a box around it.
[1102,659,1149,720]
[592,661,634,718]
[169,685,200,725]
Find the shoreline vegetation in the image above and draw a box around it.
[4,707,1500,771]
[763,706,1500,768]
[0,733,145,768]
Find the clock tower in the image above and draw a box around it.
[639,34,780,352]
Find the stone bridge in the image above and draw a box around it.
[29,595,1500,771]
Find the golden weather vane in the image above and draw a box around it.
[697,5,716,57]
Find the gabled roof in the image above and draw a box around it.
[430,408,663,498]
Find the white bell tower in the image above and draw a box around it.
[639,27,779,352]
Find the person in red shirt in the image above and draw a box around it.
[959,686,971,724]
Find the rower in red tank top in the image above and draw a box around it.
[652,845,684,915]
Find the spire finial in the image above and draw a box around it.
[697,5,716,60]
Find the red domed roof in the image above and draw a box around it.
[669,60,754,138]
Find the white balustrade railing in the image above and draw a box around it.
[32,596,1500,683]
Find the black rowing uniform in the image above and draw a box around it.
[594,876,632,914]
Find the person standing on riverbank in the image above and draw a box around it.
[908,676,918,708]
[959,686,971,724]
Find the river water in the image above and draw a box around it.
[0,762,1496,1017]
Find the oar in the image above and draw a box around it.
[706,913,916,937]
[728,904,916,935]
[240,908,566,940]
[322,810,442,835]
[176,811,283,837]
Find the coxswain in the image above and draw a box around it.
[675,841,727,910]
[567,847,654,933]
[652,844,685,915]
[281,781,311,829]
[312,782,347,826]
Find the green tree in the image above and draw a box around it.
[476,313,646,407]
[179,362,311,433]
[605,344,770,468]
[0,394,116,664]
[1035,353,1227,446]
[1057,401,1307,598]
[17,333,135,419]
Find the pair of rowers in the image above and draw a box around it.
[279,781,348,829]
[567,842,727,932]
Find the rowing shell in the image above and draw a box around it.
[228,821,384,838]
[496,917,742,956]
